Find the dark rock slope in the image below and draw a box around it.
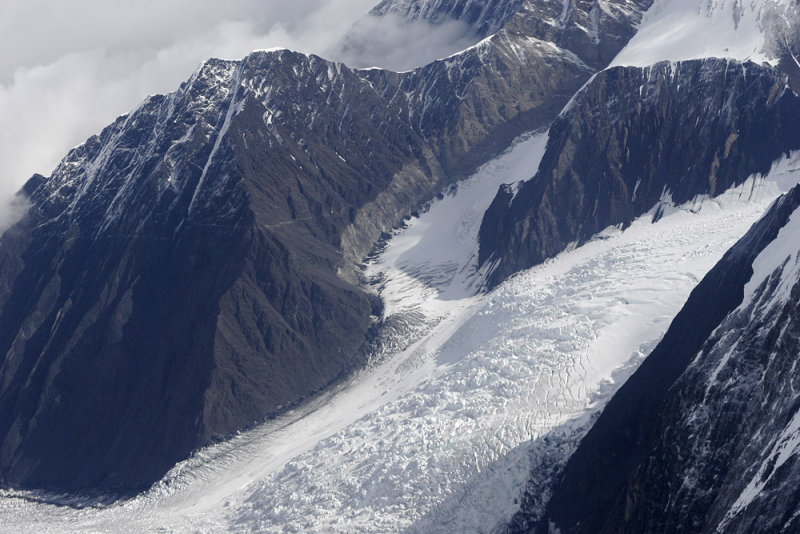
[0,0,651,494]
[0,51,436,493]
[480,59,800,288]
[533,179,800,534]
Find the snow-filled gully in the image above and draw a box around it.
[1,134,799,533]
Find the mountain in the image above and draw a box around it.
[340,0,655,73]
[0,50,439,493]
[491,2,800,530]
[479,58,800,288]
[0,0,652,494]
[5,0,800,530]
[360,0,654,176]
[532,179,800,534]
[370,0,653,69]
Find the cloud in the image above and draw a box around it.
[331,12,479,71]
[0,0,378,84]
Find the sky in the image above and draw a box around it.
[0,0,449,229]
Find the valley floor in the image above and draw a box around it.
[1,134,798,533]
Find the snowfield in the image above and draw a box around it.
[611,0,790,67]
[1,132,798,533]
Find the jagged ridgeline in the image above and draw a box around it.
[0,0,651,493]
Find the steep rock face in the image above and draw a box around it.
[0,0,653,494]
[480,59,800,288]
[535,183,800,533]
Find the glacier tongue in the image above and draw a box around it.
[1,139,799,533]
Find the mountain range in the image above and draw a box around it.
[1,0,800,532]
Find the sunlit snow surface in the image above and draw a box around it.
[611,0,781,67]
[1,132,799,532]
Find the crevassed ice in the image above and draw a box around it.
[2,133,799,533]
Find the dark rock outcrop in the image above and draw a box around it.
[480,59,800,288]
[531,180,800,534]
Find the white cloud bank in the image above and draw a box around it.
[332,12,478,70]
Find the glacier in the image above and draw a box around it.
[0,131,798,532]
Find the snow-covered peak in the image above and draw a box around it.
[612,0,800,66]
